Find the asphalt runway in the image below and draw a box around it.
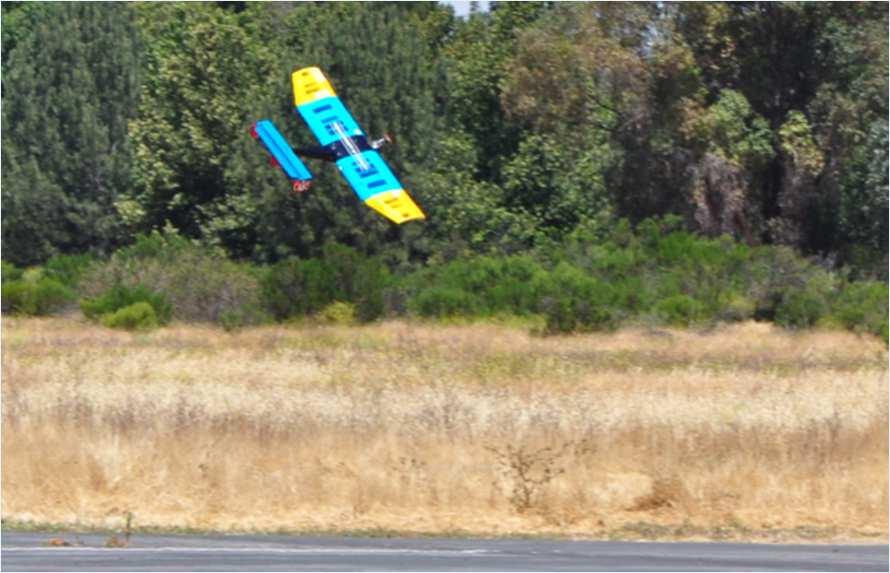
[1,531,887,571]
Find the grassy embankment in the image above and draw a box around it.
[2,316,887,541]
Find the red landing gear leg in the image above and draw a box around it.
[292,180,312,193]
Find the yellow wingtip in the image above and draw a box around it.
[292,67,336,106]
[365,189,425,224]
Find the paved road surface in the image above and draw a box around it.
[2,532,887,571]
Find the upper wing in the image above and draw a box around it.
[291,67,424,224]
[251,120,312,182]
[292,67,364,146]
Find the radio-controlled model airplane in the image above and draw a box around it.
[250,67,425,224]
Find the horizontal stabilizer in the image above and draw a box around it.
[252,120,312,181]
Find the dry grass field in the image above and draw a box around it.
[2,316,887,541]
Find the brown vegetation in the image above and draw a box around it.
[2,317,887,540]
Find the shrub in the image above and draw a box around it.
[261,258,333,320]
[43,253,96,289]
[2,281,28,314]
[81,284,172,325]
[481,256,543,314]
[219,303,270,332]
[404,255,544,318]
[654,294,707,327]
[1,277,73,315]
[775,287,830,329]
[833,281,889,342]
[260,246,391,323]
[611,276,653,314]
[411,286,478,317]
[352,258,392,322]
[114,228,191,262]
[81,231,264,327]
[319,301,356,325]
[716,293,757,322]
[101,302,159,330]
[744,246,835,321]
[537,263,617,333]
[2,261,23,284]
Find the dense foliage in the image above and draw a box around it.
[3,226,886,342]
[1,2,886,337]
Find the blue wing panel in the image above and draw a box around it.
[296,96,364,147]
[335,150,402,202]
[254,120,312,181]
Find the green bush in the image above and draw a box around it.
[39,218,884,339]
[1,277,73,315]
[114,228,192,262]
[404,255,544,318]
[775,287,830,329]
[101,302,159,330]
[2,261,23,284]
[537,263,617,333]
[610,277,653,314]
[261,258,333,320]
[411,286,478,317]
[716,293,757,322]
[81,284,172,324]
[1,281,29,313]
[43,253,96,288]
[654,294,707,326]
[260,245,391,323]
[81,231,265,327]
[352,257,392,322]
[319,301,357,325]
[833,281,889,342]
[218,303,270,332]
[744,246,835,321]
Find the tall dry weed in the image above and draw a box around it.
[2,317,887,539]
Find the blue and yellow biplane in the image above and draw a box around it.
[251,67,425,224]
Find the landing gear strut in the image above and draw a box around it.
[292,180,312,193]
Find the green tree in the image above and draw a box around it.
[498,3,654,238]
[806,5,888,267]
[443,2,549,179]
[126,3,281,258]
[678,2,888,262]
[412,130,538,261]
[1,2,141,265]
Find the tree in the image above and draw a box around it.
[498,3,652,236]
[442,2,549,179]
[1,2,141,265]
[410,130,538,262]
[678,1,888,263]
[680,89,774,240]
[126,2,280,259]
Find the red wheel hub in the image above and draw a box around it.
[292,180,312,193]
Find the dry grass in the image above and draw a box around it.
[2,316,887,541]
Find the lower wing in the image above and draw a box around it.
[336,149,425,224]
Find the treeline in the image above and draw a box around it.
[1,2,887,273]
[2,222,887,341]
